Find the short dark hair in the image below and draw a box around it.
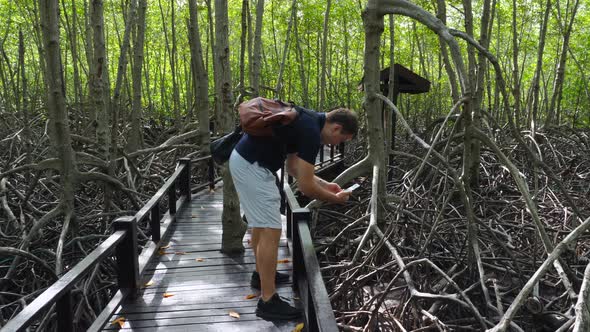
[326,108,358,138]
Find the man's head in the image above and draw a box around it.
[321,108,358,145]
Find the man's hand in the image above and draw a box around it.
[325,182,342,194]
[334,190,351,204]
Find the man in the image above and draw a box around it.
[229,106,358,320]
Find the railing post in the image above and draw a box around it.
[319,145,324,164]
[286,202,292,240]
[150,203,161,242]
[208,158,215,190]
[330,144,335,160]
[56,290,73,332]
[168,182,176,215]
[113,217,139,298]
[339,142,345,159]
[291,208,309,289]
[179,158,191,201]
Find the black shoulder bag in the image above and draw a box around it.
[210,126,243,164]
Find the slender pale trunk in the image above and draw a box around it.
[215,0,247,253]
[251,0,264,97]
[128,0,147,152]
[386,15,395,181]
[238,0,248,91]
[343,15,351,108]
[206,0,221,129]
[511,0,521,126]
[90,0,111,163]
[436,0,459,104]
[188,0,210,149]
[275,0,296,99]
[62,0,82,107]
[19,30,32,168]
[319,0,331,111]
[293,7,309,108]
[546,0,579,126]
[170,0,181,130]
[529,0,551,133]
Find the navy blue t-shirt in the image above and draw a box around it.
[235,107,326,172]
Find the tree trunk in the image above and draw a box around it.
[318,0,331,111]
[461,0,480,189]
[19,30,32,169]
[251,0,264,97]
[188,0,210,150]
[343,15,351,108]
[62,0,82,108]
[545,0,580,126]
[293,5,309,108]
[238,0,248,91]
[529,0,551,133]
[215,0,247,254]
[206,0,221,131]
[274,0,296,99]
[128,0,147,152]
[89,0,111,167]
[170,0,181,131]
[511,0,521,126]
[38,0,78,274]
[362,2,387,218]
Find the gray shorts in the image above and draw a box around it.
[229,150,282,229]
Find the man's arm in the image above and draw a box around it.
[286,154,349,204]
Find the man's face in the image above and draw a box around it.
[322,124,354,145]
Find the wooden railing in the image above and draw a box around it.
[1,157,218,332]
[283,184,338,332]
[278,142,345,331]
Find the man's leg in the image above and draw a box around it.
[256,228,282,301]
[251,227,261,273]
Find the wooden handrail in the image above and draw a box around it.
[0,230,127,332]
[2,157,215,332]
[283,184,338,332]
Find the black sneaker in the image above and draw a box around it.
[250,271,290,289]
[256,293,302,320]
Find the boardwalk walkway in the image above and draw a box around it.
[103,187,304,331]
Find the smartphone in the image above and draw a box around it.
[344,183,360,192]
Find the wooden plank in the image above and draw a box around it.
[104,317,302,331]
[104,313,302,329]
[120,287,295,309]
[2,231,126,332]
[119,299,257,314]
[104,183,302,332]
[142,265,291,280]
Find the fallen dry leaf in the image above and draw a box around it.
[277,259,291,264]
[143,280,154,288]
[158,249,172,256]
[163,293,174,298]
[110,317,125,328]
[245,294,258,300]
[159,244,170,249]
[229,311,240,319]
[292,323,304,332]
[196,258,204,262]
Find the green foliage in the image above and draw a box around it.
[0,0,588,128]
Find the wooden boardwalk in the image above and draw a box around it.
[103,188,304,331]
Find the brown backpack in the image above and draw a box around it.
[238,97,298,136]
